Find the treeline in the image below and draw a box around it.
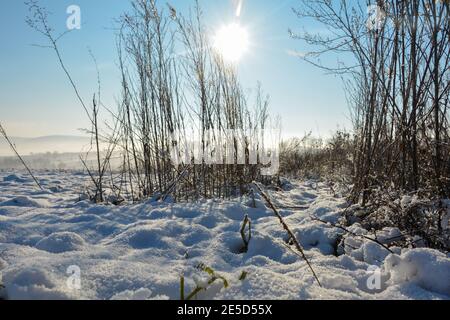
[0,152,76,170]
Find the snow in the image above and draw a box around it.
[2,267,72,300]
[0,196,51,208]
[0,170,448,300]
[3,174,28,183]
[385,249,450,296]
[35,232,86,253]
[110,288,169,300]
[294,222,341,255]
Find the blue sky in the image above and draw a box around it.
[0,0,351,138]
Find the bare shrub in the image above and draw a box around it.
[113,0,279,201]
[280,130,353,183]
[290,0,449,249]
[27,0,280,202]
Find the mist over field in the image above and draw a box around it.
[0,135,90,157]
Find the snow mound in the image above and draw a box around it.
[346,240,392,265]
[384,248,450,296]
[108,220,212,249]
[35,232,86,253]
[361,242,392,265]
[320,273,360,293]
[295,223,341,255]
[3,267,71,300]
[245,233,297,264]
[3,174,28,183]
[117,227,173,249]
[0,196,50,208]
[342,227,408,265]
[376,227,403,244]
[110,288,169,300]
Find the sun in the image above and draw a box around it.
[214,23,249,63]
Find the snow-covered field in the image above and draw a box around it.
[0,171,448,300]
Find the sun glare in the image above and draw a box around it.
[214,23,249,63]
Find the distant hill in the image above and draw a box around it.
[0,135,92,157]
